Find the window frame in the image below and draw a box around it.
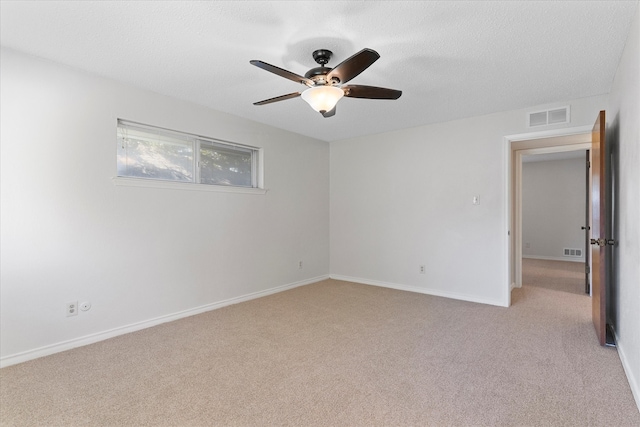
[114,120,265,194]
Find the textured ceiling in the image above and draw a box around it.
[1,1,637,142]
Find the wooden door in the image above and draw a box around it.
[591,110,608,346]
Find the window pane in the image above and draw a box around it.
[117,126,193,182]
[200,143,252,187]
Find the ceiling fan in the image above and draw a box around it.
[250,48,402,118]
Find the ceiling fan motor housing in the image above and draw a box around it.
[305,67,332,83]
[305,49,340,85]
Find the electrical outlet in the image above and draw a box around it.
[66,301,78,317]
[298,261,303,269]
[80,301,92,312]
[419,265,426,274]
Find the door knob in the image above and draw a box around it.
[590,238,616,246]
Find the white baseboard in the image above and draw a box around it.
[0,275,329,368]
[330,274,507,307]
[613,328,640,412]
[522,255,585,263]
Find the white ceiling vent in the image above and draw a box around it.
[527,106,570,127]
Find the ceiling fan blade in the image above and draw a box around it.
[326,48,380,84]
[253,92,301,106]
[342,85,402,100]
[250,60,314,86]
[321,107,336,118]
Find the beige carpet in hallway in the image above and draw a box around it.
[1,279,638,426]
[522,258,587,295]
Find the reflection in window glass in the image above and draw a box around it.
[117,126,193,182]
[200,143,252,187]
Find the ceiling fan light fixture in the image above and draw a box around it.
[301,86,344,113]
[251,48,401,116]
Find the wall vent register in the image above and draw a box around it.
[563,248,583,257]
[527,106,570,127]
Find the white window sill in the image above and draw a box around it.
[112,177,267,195]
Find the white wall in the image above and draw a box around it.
[330,95,606,307]
[606,6,640,410]
[522,157,586,262]
[0,48,330,364]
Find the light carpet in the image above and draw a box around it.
[1,279,638,426]
[522,258,587,296]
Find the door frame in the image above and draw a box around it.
[504,125,593,306]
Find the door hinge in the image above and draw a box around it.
[585,265,590,274]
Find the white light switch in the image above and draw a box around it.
[472,196,480,205]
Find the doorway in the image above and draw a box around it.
[520,149,588,295]
[505,126,592,306]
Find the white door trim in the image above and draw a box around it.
[503,125,592,306]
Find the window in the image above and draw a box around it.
[117,120,259,189]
